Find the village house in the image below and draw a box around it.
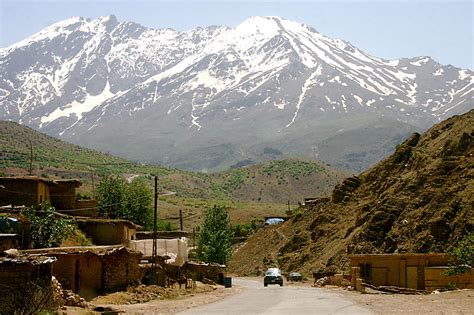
[76,218,139,246]
[0,176,52,208]
[350,253,474,292]
[0,176,96,214]
[49,179,82,210]
[23,246,143,300]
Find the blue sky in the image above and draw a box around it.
[0,0,472,69]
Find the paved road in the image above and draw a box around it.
[179,278,372,315]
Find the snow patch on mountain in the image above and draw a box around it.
[41,80,115,127]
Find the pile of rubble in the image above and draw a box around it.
[52,276,87,308]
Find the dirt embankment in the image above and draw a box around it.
[63,282,241,314]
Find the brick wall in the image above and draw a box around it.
[0,261,52,288]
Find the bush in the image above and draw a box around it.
[444,233,473,276]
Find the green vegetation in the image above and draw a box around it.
[262,160,325,178]
[157,220,177,231]
[231,220,258,237]
[96,175,153,228]
[197,205,234,265]
[25,204,74,248]
[0,121,173,176]
[444,233,473,276]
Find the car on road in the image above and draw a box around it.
[286,272,303,282]
[264,268,283,287]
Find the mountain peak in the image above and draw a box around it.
[96,14,119,31]
[1,15,472,173]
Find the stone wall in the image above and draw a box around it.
[184,262,226,284]
[102,248,144,292]
[0,257,55,313]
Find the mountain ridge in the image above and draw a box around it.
[1,15,472,171]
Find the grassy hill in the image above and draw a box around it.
[229,110,473,275]
[0,121,348,229]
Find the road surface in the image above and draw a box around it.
[178,278,372,315]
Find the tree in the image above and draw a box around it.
[96,175,127,218]
[96,175,153,228]
[123,177,153,228]
[25,204,74,248]
[197,205,234,265]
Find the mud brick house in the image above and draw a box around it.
[350,253,474,291]
[0,176,52,207]
[76,218,139,246]
[24,246,143,300]
[0,254,56,312]
[0,177,95,213]
[49,179,82,209]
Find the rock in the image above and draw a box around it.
[316,277,329,286]
[4,249,19,257]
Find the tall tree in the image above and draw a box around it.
[197,205,234,265]
[124,177,153,228]
[96,175,127,218]
[96,175,153,228]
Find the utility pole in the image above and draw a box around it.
[193,227,196,248]
[29,141,33,175]
[152,176,158,281]
[90,169,96,200]
[179,210,183,231]
[288,200,290,212]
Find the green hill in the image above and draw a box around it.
[1,120,348,228]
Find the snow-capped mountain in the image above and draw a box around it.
[1,15,472,171]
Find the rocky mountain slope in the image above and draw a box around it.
[1,16,472,171]
[229,110,473,275]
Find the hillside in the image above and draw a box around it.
[0,120,173,176]
[229,110,473,276]
[0,121,347,228]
